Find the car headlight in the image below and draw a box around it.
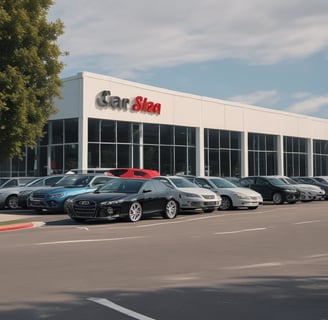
[100,200,123,206]
[285,189,296,193]
[65,197,74,204]
[49,193,65,199]
[234,193,250,200]
[180,192,201,198]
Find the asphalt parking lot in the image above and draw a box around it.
[0,202,328,319]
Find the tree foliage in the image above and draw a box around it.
[0,0,66,158]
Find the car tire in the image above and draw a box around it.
[272,192,283,204]
[247,206,258,210]
[162,200,178,219]
[204,208,215,213]
[128,202,143,222]
[220,196,232,210]
[6,195,19,209]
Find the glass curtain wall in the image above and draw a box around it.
[283,136,308,177]
[88,119,196,175]
[313,139,328,176]
[204,129,242,177]
[248,133,278,176]
[143,123,196,175]
[88,119,140,169]
[0,118,78,177]
[38,118,79,175]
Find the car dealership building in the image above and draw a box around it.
[2,71,328,178]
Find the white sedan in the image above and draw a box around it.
[186,176,263,210]
[152,176,221,213]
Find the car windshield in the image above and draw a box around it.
[98,179,144,193]
[210,178,237,188]
[53,175,92,187]
[280,177,297,185]
[267,177,288,186]
[0,178,10,186]
[170,177,196,188]
[25,178,44,186]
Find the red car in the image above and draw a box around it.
[105,168,160,179]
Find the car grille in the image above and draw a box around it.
[31,191,46,200]
[203,195,215,199]
[72,200,97,216]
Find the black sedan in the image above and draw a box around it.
[239,176,300,204]
[65,178,179,223]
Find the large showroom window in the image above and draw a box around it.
[143,123,196,175]
[88,119,140,169]
[37,118,79,175]
[283,136,308,177]
[248,133,278,176]
[204,129,242,177]
[88,120,195,174]
[313,139,328,176]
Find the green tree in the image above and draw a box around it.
[0,0,66,158]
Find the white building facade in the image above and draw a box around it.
[2,71,328,177]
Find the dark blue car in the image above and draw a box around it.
[28,174,114,213]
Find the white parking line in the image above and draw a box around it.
[215,227,268,235]
[221,262,283,270]
[294,219,328,225]
[35,236,147,245]
[88,297,156,320]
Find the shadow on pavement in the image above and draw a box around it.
[1,276,328,320]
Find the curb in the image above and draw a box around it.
[0,221,44,232]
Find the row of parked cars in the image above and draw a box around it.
[0,170,327,223]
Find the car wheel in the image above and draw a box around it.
[204,208,215,213]
[220,196,232,210]
[162,200,178,219]
[6,195,19,209]
[128,202,143,222]
[272,192,283,204]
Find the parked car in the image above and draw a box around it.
[16,175,65,208]
[292,177,328,200]
[223,177,242,186]
[313,176,328,184]
[65,178,179,223]
[152,176,221,213]
[184,176,263,210]
[0,177,37,189]
[0,175,64,209]
[28,174,115,213]
[105,168,160,179]
[274,176,325,201]
[239,176,300,204]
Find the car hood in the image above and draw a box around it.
[213,187,262,197]
[293,184,323,192]
[73,192,130,202]
[37,186,94,195]
[176,187,217,196]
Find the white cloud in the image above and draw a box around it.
[229,90,279,107]
[49,0,328,77]
[287,95,328,115]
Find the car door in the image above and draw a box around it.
[240,177,268,198]
[139,180,166,214]
[252,177,273,200]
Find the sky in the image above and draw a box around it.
[48,0,328,118]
